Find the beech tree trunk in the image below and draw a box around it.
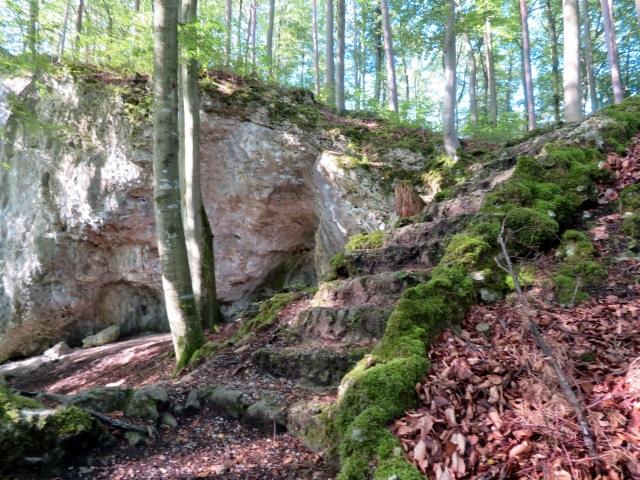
[484,18,497,128]
[545,0,561,122]
[636,0,640,35]
[57,0,72,59]
[582,0,598,112]
[237,0,243,62]
[373,7,383,107]
[27,0,39,58]
[380,0,398,112]
[520,0,536,130]
[250,0,257,67]
[266,0,275,75]
[74,0,84,53]
[225,0,232,64]
[336,0,345,112]
[599,0,624,103]
[563,0,583,121]
[353,0,359,110]
[179,0,221,332]
[462,32,477,127]
[325,0,335,107]
[153,0,205,371]
[312,0,320,96]
[443,0,460,158]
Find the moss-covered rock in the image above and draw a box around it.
[236,292,304,339]
[345,231,386,251]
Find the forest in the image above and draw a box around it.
[2,0,640,479]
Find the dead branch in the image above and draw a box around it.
[495,211,600,465]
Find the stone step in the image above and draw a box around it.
[312,271,430,309]
[293,305,393,343]
[251,346,365,388]
[387,212,485,247]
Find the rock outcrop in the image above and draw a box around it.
[0,72,398,362]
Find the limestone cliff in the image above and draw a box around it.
[0,72,403,362]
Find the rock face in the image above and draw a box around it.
[0,73,396,362]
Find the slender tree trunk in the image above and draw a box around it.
[57,0,72,60]
[325,0,335,107]
[520,0,536,130]
[74,0,84,53]
[336,0,345,112]
[135,0,140,12]
[599,0,624,103]
[312,0,320,95]
[582,0,598,112]
[636,0,640,35]
[563,0,583,121]
[225,0,232,65]
[27,0,39,58]
[545,0,561,122]
[179,0,221,332]
[266,0,275,76]
[443,0,460,158]
[484,17,497,127]
[462,32,477,126]
[237,0,243,63]
[373,7,382,107]
[153,0,205,372]
[380,0,398,112]
[353,0,359,110]
[250,0,257,68]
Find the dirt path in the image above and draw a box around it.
[2,324,337,480]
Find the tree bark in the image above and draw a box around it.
[74,0,84,53]
[484,18,497,128]
[250,0,257,68]
[336,0,345,112]
[153,0,205,371]
[443,0,460,158]
[325,0,335,108]
[373,7,383,108]
[581,0,598,113]
[395,182,425,218]
[237,0,243,63]
[563,0,583,121]
[27,0,39,58]
[519,0,536,130]
[545,0,561,123]
[179,0,221,332]
[462,32,477,127]
[57,0,72,59]
[266,0,276,76]
[312,0,320,96]
[353,0,359,110]
[225,0,232,65]
[599,0,624,103]
[380,0,398,112]
[636,0,640,35]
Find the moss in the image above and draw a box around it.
[503,207,559,249]
[505,264,540,291]
[235,292,302,339]
[439,235,492,270]
[330,251,355,278]
[623,214,640,239]
[553,275,589,306]
[44,406,93,438]
[600,96,640,144]
[345,231,386,251]
[621,185,640,212]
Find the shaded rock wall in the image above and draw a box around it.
[0,74,395,362]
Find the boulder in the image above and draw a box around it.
[82,325,120,348]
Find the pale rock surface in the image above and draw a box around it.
[82,325,120,348]
[0,74,400,362]
[42,342,73,362]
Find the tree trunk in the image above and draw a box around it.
[225,0,232,65]
[250,0,257,67]
[27,0,39,58]
[581,0,598,112]
[153,0,205,371]
[443,0,460,158]
[325,0,335,108]
[237,0,243,63]
[336,0,345,112]
[462,32,477,127]
[373,7,382,107]
[563,0,583,121]
[599,0,624,103]
[380,0,398,112]
[266,0,276,76]
[57,0,72,60]
[353,0,359,110]
[484,18,497,128]
[74,0,84,53]
[179,0,221,332]
[545,0,561,122]
[312,0,320,96]
[395,182,425,218]
[135,0,140,12]
[520,0,536,130]
[636,0,640,35]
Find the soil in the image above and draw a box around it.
[3,304,339,480]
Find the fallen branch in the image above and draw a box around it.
[495,212,600,465]
[84,408,157,438]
